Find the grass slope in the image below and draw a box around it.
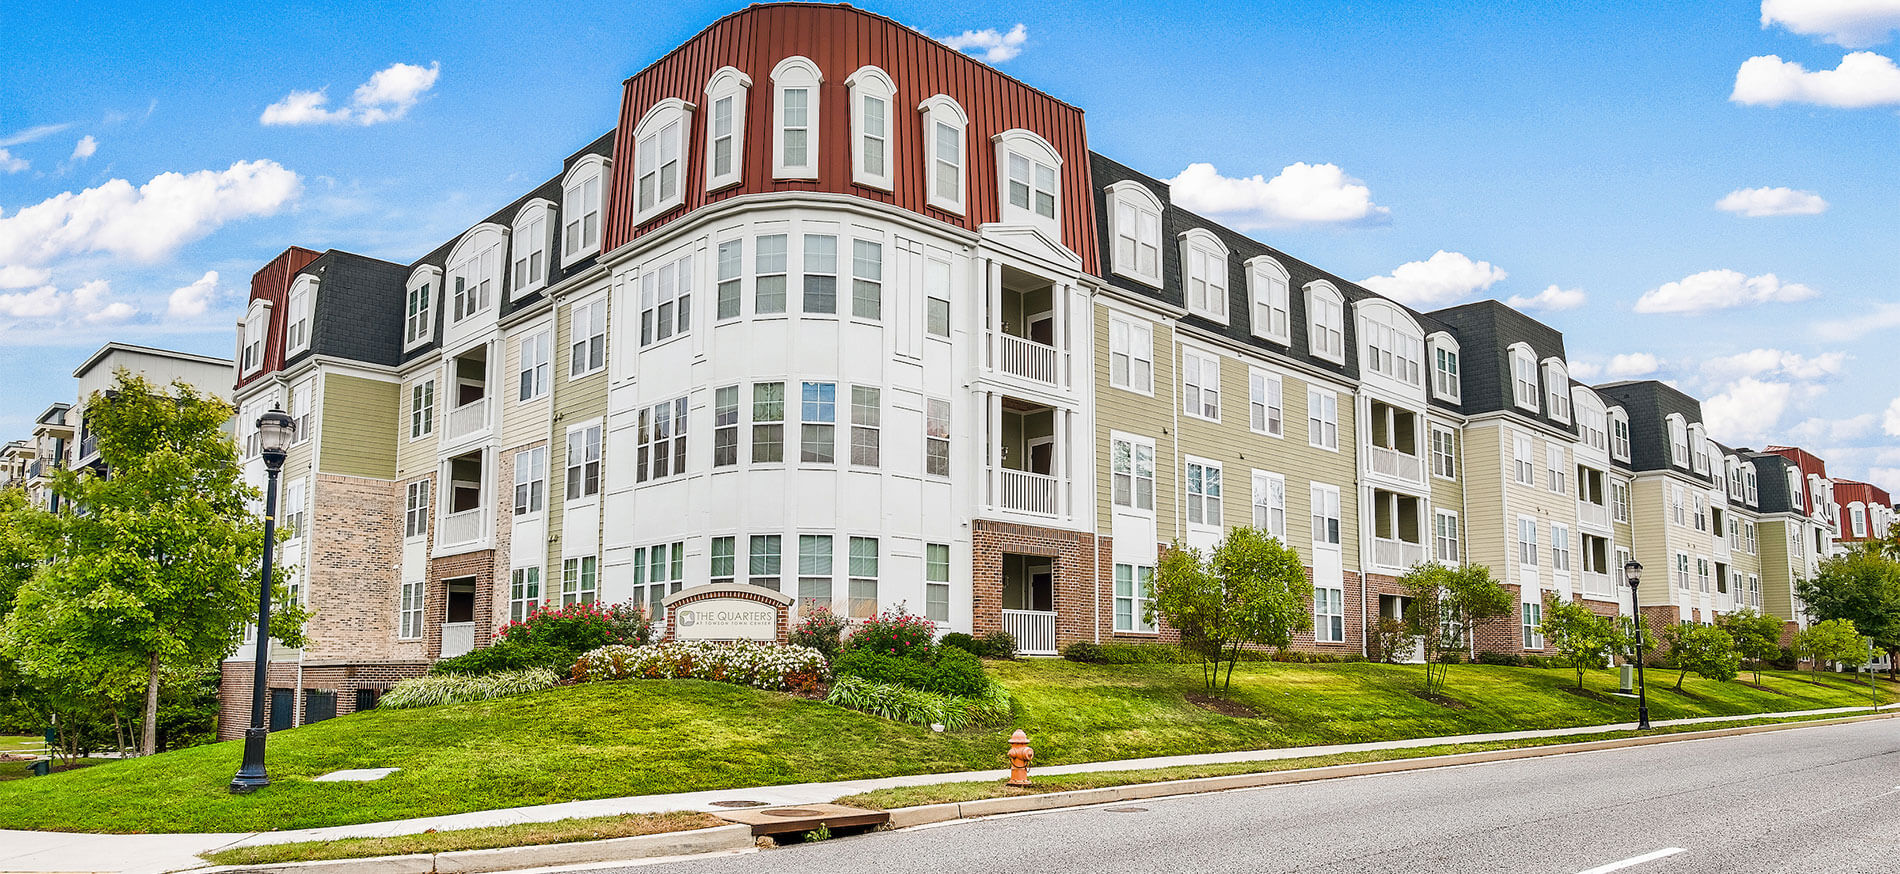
[0,664,1887,833]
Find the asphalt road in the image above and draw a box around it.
[589,719,1900,874]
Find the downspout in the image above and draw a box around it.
[1090,287,1102,645]
[1355,391,1371,659]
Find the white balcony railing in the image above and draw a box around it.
[1713,534,1730,561]
[1368,445,1424,483]
[1578,501,1610,530]
[998,468,1060,516]
[1373,537,1427,571]
[1581,570,1614,599]
[445,399,488,442]
[1002,609,1058,655]
[995,332,1059,386]
[440,622,475,658]
[439,507,484,547]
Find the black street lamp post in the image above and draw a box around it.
[230,406,295,794]
[1624,559,1651,731]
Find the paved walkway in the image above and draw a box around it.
[0,702,1890,874]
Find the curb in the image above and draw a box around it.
[188,824,755,874]
[884,710,1899,828]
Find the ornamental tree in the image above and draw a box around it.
[1151,527,1312,695]
[1659,623,1740,690]
[1795,546,1900,680]
[1400,562,1513,697]
[1716,607,1784,685]
[1793,618,1871,671]
[1538,594,1618,690]
[0,372,305,756]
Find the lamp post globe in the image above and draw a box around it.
[1623,559,1650,730]
[231,406,296,794]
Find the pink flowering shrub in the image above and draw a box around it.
[845,606,937,662]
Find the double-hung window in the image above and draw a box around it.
[752,382,786,463]
[847,68,893,189]
[773,58,820,179]
[1182,231,1229,322]
[803,235,837,314]
[925,399,951,477]
[797,535,833,616]
[1430,426,1456,479]
[1434,510,1460,562]
[1108,316,1153,392]
[285,278,312,354]
[1112,436,1156,512]
[1251,470,1286,540]
[512,208,549,292]
[565,424,602,499]
[704,67,749,190]
[640,255,691,346]
[1513,434,1535,485]
[1613,481,1631,522]
[1544,362,1570,421]
[563,165,603,257]
[569,299,605,377]
[509,567,541,622]
[1547,445,1567,494]
[1314,587,1344,643]
[800,381,837,463]
[636,398,687,483]
[851,240,882,320]
[713,386,740,467]
[1006,150,1058,220]
[1518,517,1539,566]
[1433,343,1461,401]
[1182,349,1220,420]
[1185,459,1222,527]
[562,556,600,607]
[925,544,951,622]
[1307,388,1338,451]
[925,258,951,338]
[1308,285,1344,362]
[1114,564,1157,633]
[715,239,743,321]
[517,329,551,402]
[406,281,433,344]
[1249,369,1283,436]
[1311,484,1342,546]
[399,579,423,639]
[1612,415,1631,460]
[755,234,788,314]
[1551,524,1571,571]
[921,96,967,213]
[1511,346,1539,410]
[1523,601,1544,650]
[411,380,435,439]
[512,447,546,516]
[711,537,736,586]
[849,386,880,467]
[847,536,879,619]
[1113,190,1162,285]
[749,535,782,590]
[404,480,430,539]
[635,111,684,220]
[1249,257,1289,343]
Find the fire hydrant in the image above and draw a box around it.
[1005,730,1034,787]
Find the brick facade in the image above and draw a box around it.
[304,473,403,661]
[971,520,1097,649]
[662,586,793,643]
[218,659,426,740]
[426,549,497,659]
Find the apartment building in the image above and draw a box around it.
[1832,478,1893,546]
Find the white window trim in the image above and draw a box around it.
[1248,367,1284,438]
[919,95,968,215]
[240,300,271,376]
[1307,386,1339,452]
[1107,312,1154,396]
[1434,509,1460,563]
[630,98,695,225]
[1430,423,1457,480]
[1108,181,1164,288]
[1251,469,1288,541]
[1667,414,1689,468]
[1518,514,1540,568]
[567,294,607,380]
[1184,455,1224,531]
[1609,409,1631,461]
[1542,359,1570,423]
[509,199,555,299]
[1306,281,1345,364]
[285,275,316,357]
[992,128,1062,237]
[1180,228,1230,324]
[1181,346,1221,422]
[1509,343,1539,412]
[703,66,752,192]
[1429,332,1461,403]
[845,66,895,191]
[1110,430,1157,516]
[771,56,823,180]
[404,266,441,350]
[1246,255,1290,344]
[1311,482,1342,547]
[562,154,609,259]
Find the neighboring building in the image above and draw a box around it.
[19,404,72,512]
[1832,479,1893,546]
[69,343,235,477]
[1,440,33,492]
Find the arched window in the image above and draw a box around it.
[1608,407,1630,460]
[405,266,440,348]
[1541,359,1569,422]
[562,154,609,259]
[1508,344,1539,411]
[920,95,967,214]
[992,129,1061,236]
[632,99,694,224]
[1429,332,1461,402]
[510,199,555,297]
[1358,300,1423,387]
[845,66,894,190]
[1306,281,1345,363]
[771,56,822,180]
[1179,228,1229,323]
[285,274,316,356]
[1666,414,1688,467]
[1247,256,1290,343]
[1688,424,1709,473]
[1107,181,1162,287]
[447,224,506,325]
[703,67,752,191]
[1574,389,1606,452]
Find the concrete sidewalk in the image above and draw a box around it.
[0,702,1890,874]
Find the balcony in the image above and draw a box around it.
[1577,501,1610,530]
[1002,609,1058,656]
[445,399,489,443]
[439,507,484,548]
[441,622,475,658]
[1713,534,1730,561]
[995,332,1059,386]
[1368,445,1424,484]
[999,468,1060,516]
[1581,570,1614,599]
[1373,537,1427,571]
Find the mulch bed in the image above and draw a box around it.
[1186,693,1261,718]
[1410,691,1470,710]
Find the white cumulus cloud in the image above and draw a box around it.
[1731,51,1900,107]
[1789,413,1877,443]
[0,286,63,318]
[939,23,1028,63]
[1633,269,1817,314]
[70,135,97,161]
[1814,301,1900,341]
[1762,0,1900,48]
[1608,353,1662,378]
[0,279,135,324]
[0,265,50,289]
[0,149,26,174]
[1703,377,1796,446]
[262,61,441,126]
[1885,396,1900,437]
[0,159,301,267]
[1715,186,1828,216]
[166,270,220,319]
[1702,348,1847,382]
[1505,285,1586,312]
[1168,162,1389,230]
[1867,466,1900,496]
[1358,251,1506,308]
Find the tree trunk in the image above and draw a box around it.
[1675,668,1687,691]
[140,651,160,757]
[111,705,126,756]
[1888,647,1897,683]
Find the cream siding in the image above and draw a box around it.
[317,374,399,479]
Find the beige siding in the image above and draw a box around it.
[1758,517,1796,620]
[500,315,556,452]
[393,362,442,482]
[318,374,398,479]
[1460,424,1508,579]
[1093,303,1177,533]
[547,289,610,560]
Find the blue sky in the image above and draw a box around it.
[3,0,1897,489]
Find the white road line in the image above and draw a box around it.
[1575,847,1687,874]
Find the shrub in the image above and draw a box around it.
[1270,650,1368,664]
[1476,651,1525,667]
[823,675,1013,729]
[380,668,561,710]
[845,607,937,661]
[1368,617,1416,665]
[1771,645,1800,670]
[940,632,982,656]
[1060,641,1105,663]
[980,631,1018,659]
[431,641,575,676]
[573,641,829,692]
[834,644,989,697]
[427,601,654,677]
[790,607,847,662]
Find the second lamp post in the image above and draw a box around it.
[230,406,295,794]
[1624,559,1651,731]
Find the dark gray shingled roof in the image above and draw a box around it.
[1746,451,1799,514]
[1593,380,1712,484]
[287,250,410,369]
[1426,299,1572,432]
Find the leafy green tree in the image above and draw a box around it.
[1658,624,1740,690]
[1400,562,1513,697]
[1539,595,1618,689]
[1716,607,1784,685]
[0,372,305,757]
[1795,547,1900,680]
[1151,527,1312,694]
[1793,618,1872,670]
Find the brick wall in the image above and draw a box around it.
[1474,584,1526,655]
[218,659,426,739]
[304,473,403,661]
[663,586,792,643]
[426,550,496,659]
[971,520,1097,649]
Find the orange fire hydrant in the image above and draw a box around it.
[1005,730,1034,787]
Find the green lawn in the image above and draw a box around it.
[0,662,1887,834]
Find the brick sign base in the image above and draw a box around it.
[661,584,795,643]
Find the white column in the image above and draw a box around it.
[1054,283,1070,387]
[987,259,1003,371]
[1054,407,1069,519]
[989,391,1002,511]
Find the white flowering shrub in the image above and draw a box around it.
[573,640,830,692]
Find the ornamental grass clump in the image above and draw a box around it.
[823,675,1014,730]
[572,641,829,692]
[379,668,561,710]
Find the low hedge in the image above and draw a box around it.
[1062,642,1367,665]
[940,631,1018,659]
[834,645,989,697]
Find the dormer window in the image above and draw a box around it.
[1509,344,1538,411]
[920,96,967,214]
[1744,467,1758,503]
[1306,282,1345,363]
[448,227,504,324]
[1180,228,1228,323]
[1576,392,1607,452]
[1690,425,1709,474]
[563,156,607,259]
[510,201,553,296]
[1360,303,1423,387]
[846,67,894,190]
[1542,360,1569,422]
[1247,256,1290,343]
[285,275,315,356]
[1108,181,1163,288]
[703,67,751,191]
[1609,409,1630,461]
[633,99,693,224]
[993,130,1061,236]
[1667,414,1688,467]
[1429,333,1461,402]
[771,56,822,180]
[405,267,439,347]
[240,300,270,376]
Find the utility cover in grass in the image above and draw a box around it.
[313,767,401,782]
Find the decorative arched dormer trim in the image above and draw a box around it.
[1305,280,1346,364]
[447,222,508,325]
[404,264,442,348]
[630,98,696,225]
[1355,297,1424,388]
[1427,330,1461,402]
[992,128,1062,237]
[1108,180,1164,288]
[1540,357,1570,422]
[562,154,610,260]
[844,66,895,191]
[509,197,556,299]
[1507,343,1539,411]
[919,94,969,215]
[703,66,752,191]
[770,56,823,180]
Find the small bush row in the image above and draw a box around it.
[380,668,562,709]
[1474,651,1563,669]
[823,675,1013,730]
[432,600,655,677]
[939,631,1019,659]
[833,646,989,697]
[1061,641,1365,665]
[573,640,829,692]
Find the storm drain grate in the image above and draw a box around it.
[710,800,770,808]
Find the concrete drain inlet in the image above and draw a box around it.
[763,808,822,817]
[710,800,769,808]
